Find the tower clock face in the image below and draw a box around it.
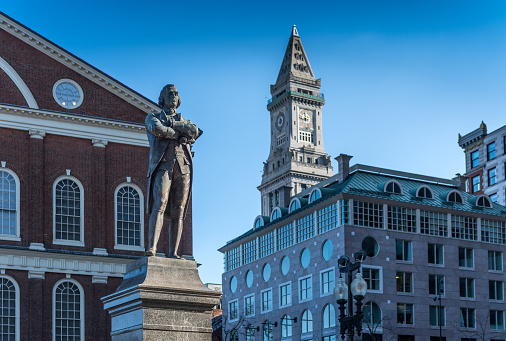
[276,113,285,130]
[298,110,313,131]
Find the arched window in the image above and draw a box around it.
[53,279,84,340]
[416,186,433,199]
[271,207,281,221]
[254,216,266,229]
[53,177,84,246]
[0,169,20,240]
[0,276,19,340]
[301,309,313,333]
[476,195,492,208]
[309,189,321,203]
[281,315,292,337]
[385,180,402,194]
[322,304,336,329]
[115,184,144,250]
[263,320,273,341]
[447,190,463,204]
[364,301,382,326]
[289,198,300,213]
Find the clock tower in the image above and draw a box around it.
[258,26,333,216]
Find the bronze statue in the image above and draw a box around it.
[145,84,201,258]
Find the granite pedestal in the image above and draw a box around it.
[102,257,221,341]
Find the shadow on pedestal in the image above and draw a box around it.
[102,257,222,341]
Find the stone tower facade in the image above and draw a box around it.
[258,26,333,216]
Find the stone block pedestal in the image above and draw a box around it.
[102,257,221,341]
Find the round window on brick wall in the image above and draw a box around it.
[53,79,84,109]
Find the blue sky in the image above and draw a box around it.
[3,1,506,283]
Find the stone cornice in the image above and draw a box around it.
[0,104,148,147]
[0,12,159,114]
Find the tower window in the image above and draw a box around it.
[299,132,313,142]
[307,158,311,163]
[299,157,302,162]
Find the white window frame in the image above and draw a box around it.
[298,274,313,303]
[52,278,85,341]
[416,185,434,199]
[114,183,145,251]
[319,267,335,297]
[0,275,20,341]
[260,287,273,313]
[384,179,404,195]
[228,299,239,322]
[362,265,383,293]
[53,176,84,247]
[279,281,292,308]
[244,293,255,317]
[0,168,21,241]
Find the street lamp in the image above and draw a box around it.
[433,277,444,341]
[333,250,368,340]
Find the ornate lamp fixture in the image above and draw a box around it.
[333,250,368,340]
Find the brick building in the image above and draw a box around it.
[0,11,193,340]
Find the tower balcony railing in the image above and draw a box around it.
[267,91,325,108]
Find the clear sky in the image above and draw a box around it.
[3,1,506,284]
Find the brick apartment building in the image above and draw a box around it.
[0,11,193,340]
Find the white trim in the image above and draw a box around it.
[475,194,493,208]
[288,197,301,213]
[52,79,84,109]
[260,287,273,313]
[446,189,464,204]
[298,274,313,303]
[0,168,21,241]
[361,265,383,294]
[228,299,239,322]
[319,266,335,297]
[384,179,404,195]
[244,293,255,317]
[0,104,148,147]
[416,185,434,199]
[278,280,292,308]
[53,176,85,247]
[0,56,38,109]
[308,188,322,203]
[0,275,20,341]
[52,279,85,341]
[114,183,145,252]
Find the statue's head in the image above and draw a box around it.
[158,84,181,109]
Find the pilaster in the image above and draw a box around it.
[29,129,45,244]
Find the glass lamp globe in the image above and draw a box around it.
[334,276,348,300]
[351,272,367,297]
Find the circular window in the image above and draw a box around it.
[322,240,333,261]
[53,79,84,109]
[300,248,311,268]
[246,270,253,288]
[362,236,379,257]
[230,276,237,293]
[281,256,290,275]
[263,263,271,282]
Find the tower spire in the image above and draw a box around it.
[276,26,315,84]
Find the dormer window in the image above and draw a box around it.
[416,186,433,199]
[447,190,463,204]
[289,199,300,213]
[384,180,402,194]
[476,195,492,208]
[271,207,282,221]
[309,188,321,203]
[254,217,264,229]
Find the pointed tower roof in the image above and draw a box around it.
[276,25,315,84]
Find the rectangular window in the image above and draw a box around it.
[229,300,238,321]
[420,211,448,237]
[428,243,444,265]
[460,308,475,328]
[299,276,312,301]
[489,280,504,301]
[482,220,506,244]
[429,275,445,296]
[340,200,349,225]
[261,289,272,312]
[491,310,505,330]
[363,267,381,291]
[387,206,416,232]
[398,336,415,341]
[396,272,413,293]
[488,142,496,161]
[396,240,412,262]
[430,305,446,326]
[321,269,335,295]
[472,175,480,193]
[242,239,257,265]
[471,150,479,168]
[244,295,255,316]
[489,251,503,271]
[452,216,478,241]
[489,168,497,186]
[297,213,314,243]
[318,203,338,233]
[491,193,498,203]
[397,303,414,325]
[353,201,383,228]
[459,248,474,268]
[259,231,275,258]
[277,223,294,251]
[460,278,475,299]
[226,247,241,271]
[279,282,291,307]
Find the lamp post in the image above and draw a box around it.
[333,250,368,341]
[433,277,444,341]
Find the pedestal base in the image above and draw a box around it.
[102,257,221,341]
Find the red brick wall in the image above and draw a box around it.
[0,70,27,107]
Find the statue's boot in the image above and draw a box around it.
[168,214,184,259]
[146,210,164,256]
